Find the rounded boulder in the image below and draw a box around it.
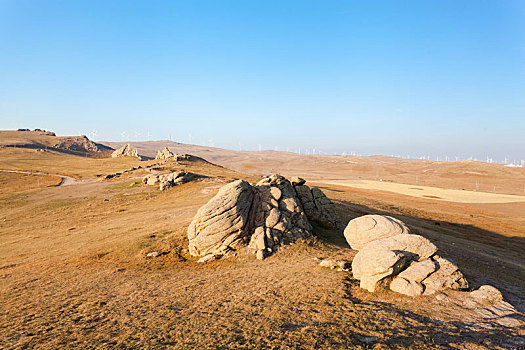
[344,214,410,250]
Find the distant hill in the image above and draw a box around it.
[0,130,113,156]
[101,140,525,196]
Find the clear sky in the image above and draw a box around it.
[1,1,524,161]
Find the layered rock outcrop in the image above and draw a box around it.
[295,185,340,228]
[187,175,340,259]
[112,144,142,160]
[348,216,469,296]
[188,180,256,256]
[143,171,202,191]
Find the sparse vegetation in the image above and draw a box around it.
[0,134,523,349]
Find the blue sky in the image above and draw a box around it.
[1,1,524,161]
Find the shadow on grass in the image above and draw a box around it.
[342,276,523,348]
[326,199,525,259]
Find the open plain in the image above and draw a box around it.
[1,131,524,349]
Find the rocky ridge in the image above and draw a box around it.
[53,135,111,153]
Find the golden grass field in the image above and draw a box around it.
[1,132,524,349]
[319,179,525,204]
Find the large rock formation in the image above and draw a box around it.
[247,175,313,260]
[344,214,410,250]
[112,144,142,160]
[349,216,469,296]
[187,175,340,259]
[155,147,174,160]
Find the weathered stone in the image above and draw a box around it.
[188,180,256,256]
[344,215,410,250]
[159,180,172,191]
[197,254,216,263]
[187,174,337,259]
[53,135,109,153]
[390,277,424,296]
[294,185,340,228]
[360,234,437,261]
[112,144,142,160]
[290,176,306,186]
[270,187,282,201]
[352,248,408,292]
[248,174,312,258]
[398,259,436,282]
[422,256,469,295]
[145,171,201,190]
[319,259,351,271]
[470,285,503,304]
[265,208,281,228]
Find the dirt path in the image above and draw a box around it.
[0,169,81,186]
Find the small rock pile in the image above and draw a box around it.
[143,171,202,191]
[347,215,468,296]
[154,148,209,163]
[103,166,143,179]
[187,174,340,260]
[112,144,142,160]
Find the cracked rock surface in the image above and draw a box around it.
[187,174,340,259]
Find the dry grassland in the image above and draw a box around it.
[319,179,525,204]
[0,146,524,349]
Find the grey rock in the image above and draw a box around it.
[344,215,410,250]
[360,234,437,261]
[352,247,408,292]
[470,285,503,304]
[294,185,340,228]
[422,256,469,295]
[397,259,436,282]
[188,180,256,256]
[390,276,424,296]
[197,254,216,263]
[188,174,326,259]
